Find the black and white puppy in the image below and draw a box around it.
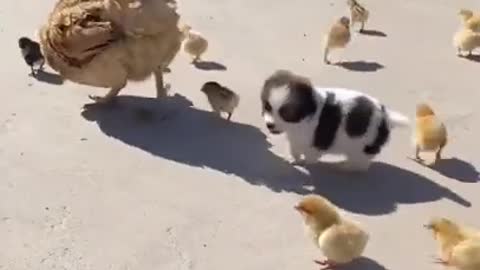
[260,70,409,172]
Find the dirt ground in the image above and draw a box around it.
[1,0,479,269]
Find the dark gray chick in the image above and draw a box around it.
[200,81,240,121]
[18,37,45,76]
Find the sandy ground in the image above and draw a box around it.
[1,0,480,269]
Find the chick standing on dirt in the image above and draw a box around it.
[414,103,447,164]
[18,37,45,76]
[459,9,480,32]
[323,16,351,64]
[347,0,369,32]
[295,195,369,270]
[425,217,480,270]
[453,27,480,56]
[181,25,208,63]
[200,81,239,121]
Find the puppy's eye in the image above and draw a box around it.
[264,102,272,112]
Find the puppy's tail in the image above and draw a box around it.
[385,108,410,128]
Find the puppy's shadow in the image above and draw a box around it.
[81,94,311,194]
[428,158,479,183]
[193,61,227,71]
[339,257,388,270]
[461,54,480,63]
[359,29,387,37]
[336,61,384,72]
[304,160,471,215]
[34,70,64,85]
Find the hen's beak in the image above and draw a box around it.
[423,224,433,229]
[294,205,301,212]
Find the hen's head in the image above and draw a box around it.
[45,3,119,67]
[459,9,474,20]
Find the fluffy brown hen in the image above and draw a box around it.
[39,0,183,105]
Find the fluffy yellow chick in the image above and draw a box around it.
[459,9,480,32]
[347,0,369,32]
[200,81,240,121]
[425,217,480,270]
[323,16,351,65]
[453,28,480,57]
[181,25,208,63]
[295,195,369,270]
[414,103,448,164]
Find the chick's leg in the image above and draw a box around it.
[314,259,337,270]
[154,68,170,98]
[414,144,423,161]
[227,112,233,121]
[323,47,331,65]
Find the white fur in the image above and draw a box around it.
[263,86,409,171]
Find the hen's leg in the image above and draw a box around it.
[314,259,337,270]
[154,68,169,98]
[88,81,126,104]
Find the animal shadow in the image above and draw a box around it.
[304,160,471,215]
[34,70,64,85]
[338,257,388,270]
[193,61,227,71]
[81,94,311,194]
[461,54,480,63]
[359,29,387,37]
[428,158,479,183]
[336,61,384,72]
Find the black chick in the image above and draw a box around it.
[18,37,45,76]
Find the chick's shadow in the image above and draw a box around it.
[336,61,384,72]
[81,94,471,216]
[428,158,479,183]
[34,70,64,85]
[339,257,388,270]
[193,61,227,71]
[81,94,310,194]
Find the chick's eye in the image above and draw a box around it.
[264,102,272,112]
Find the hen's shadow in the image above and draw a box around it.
[359,29,387,37]
[427,158,479,183]
[81,94,310,194]
[193,61,227,71]
[81,94,470,216]
[336,61,384,72]
[304,159,471,215]
[34,70,64,85]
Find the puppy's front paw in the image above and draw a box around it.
[290,158,305,166]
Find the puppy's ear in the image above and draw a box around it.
[279,82,317,123]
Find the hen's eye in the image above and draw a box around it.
[85,14,101,22]
[264,102,272,112]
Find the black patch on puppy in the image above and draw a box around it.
[278,81,317,123]
[313,92,342,150]
[345,96,374,138]
[364,106,390,155]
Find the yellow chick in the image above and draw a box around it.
[459,9,480,32]
[453,28,480,57]
[181,24,208,63]
[425,217,480,270]
[200,81,240,121]
[295,195,369,270]
[347,0,369,32]
[414,103,448,164]
[323,16,351,65]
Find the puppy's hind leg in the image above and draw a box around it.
[341,151,373,172]
[289,142,304,166]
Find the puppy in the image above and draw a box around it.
[260,70,409,172]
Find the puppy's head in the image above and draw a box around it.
[260,70,317,134]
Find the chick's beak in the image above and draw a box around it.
[294,205,302,212]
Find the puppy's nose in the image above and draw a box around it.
[266,123,275,130]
